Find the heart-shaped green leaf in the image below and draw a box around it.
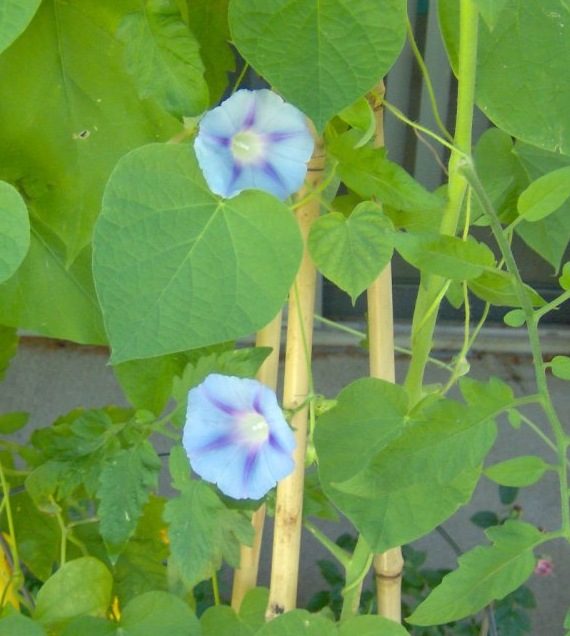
[228,0,406,132]
[0,0,41,55]
[93,143,302,363]
[308,202,393,303]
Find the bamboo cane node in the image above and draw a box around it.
[374,570,403,581]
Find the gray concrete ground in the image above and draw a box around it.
[1,326,570,634]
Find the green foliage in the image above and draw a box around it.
[117,0,208,118]
[165,448,254,589]
[0,181,29,284]
[0,0,41,55]
[484,456,552,487]
[34,557,113,626]
[308,202,394,303]
[93,144,302,363]
[229,0,406,132]
[408,521,542,626]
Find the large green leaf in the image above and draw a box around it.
[228,0,406,132]
[317,388,498,553]
[0,0,41,54]
[0,220,106,344]
[0,614,46,636]
[97,441,161,560]
[0,325,17,382]
[93,143,302,363]
[117,0,208,119]
[0,1,180,263]
[164,451,254,589]
[0,181,29,284]
[408,520,542,626]
[308,202,394,304]
[34,557,113,625]
[338,615,409,636]
[439,0,570,155]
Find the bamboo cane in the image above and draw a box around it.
[366,81,404,622]
[231,312,283,611]
[266,135,326,619]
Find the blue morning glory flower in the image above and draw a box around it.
[183,373,296,500]
[194,89,314,200]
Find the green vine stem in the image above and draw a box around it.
[461,159,570,537]
[231,312,283,610]
[404,0,479,406]
[266,134,326,619]
[0,460,22,597]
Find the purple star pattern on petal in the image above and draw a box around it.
[183,373,296,500]
[194,89,314,200]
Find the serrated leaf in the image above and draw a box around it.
[392,232,495,280]
[408,521,542,625]
[485,456,551,487]
[228,0,406,132]
[0,0,42,55]
[117,0,208,119]
[308,202,393,303]
[256,610,336,636]
[97,441,161,559]
[34,557,113,625]
[517,166,570,222]
[329,132,443,214]
[551,355,570,380]
[114,496,169,606]
[93,143,302,363]
[164,479,254,589]
[0,181,29,284]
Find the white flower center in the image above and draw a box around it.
[231,130,265,164]
[239,411,269,445]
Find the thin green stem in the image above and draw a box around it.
[535,289,570,321]
[462,159,570,536]
[406,16,453,142]
[212,572,221,605]
[404,0,479,405]
[340,535,374,621]
[312,314,454,371]
[52,501,68,565]
[383,100,459,156]
[303,520,350,567]
[231,62,250,94]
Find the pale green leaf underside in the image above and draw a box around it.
[229,0,406,132]
[93,143,303,363]
[0,0,41,55]
[0,180,30,284]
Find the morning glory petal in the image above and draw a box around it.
[183,373,296,499]
[194,89,314,200]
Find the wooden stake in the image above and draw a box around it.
[266,135,325,619]
[231,312,283,611]
[366,81,404,622]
